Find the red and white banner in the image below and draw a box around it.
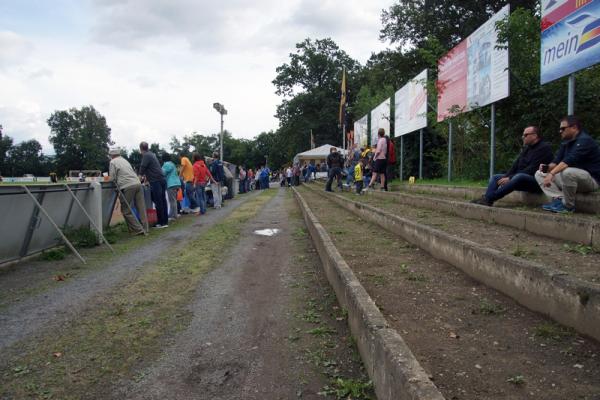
[437,5,510,121]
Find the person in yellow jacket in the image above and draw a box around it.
[354,158,365,195]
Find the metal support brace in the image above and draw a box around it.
[64,184,115,254]
[22,185,86,264]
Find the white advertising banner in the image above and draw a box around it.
[353,115,368,147]
[437,4,510,121]
[540,0,600,84]
[394,69,428,136]
[370,98,390,146]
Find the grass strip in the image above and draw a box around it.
[0,190,276,400]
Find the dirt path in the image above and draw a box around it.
[0,192,260,352]
[298,186,600,400]
[113,189,372,400]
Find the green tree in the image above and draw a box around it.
[273,38,360,158]
[0,128,14,175]
[380,0,537,49]
[47,106,113,175]
[6,139,46,176]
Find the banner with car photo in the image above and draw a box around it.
[437,4,510,121]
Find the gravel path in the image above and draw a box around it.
[0,192,259,353]
[113,190,328,399]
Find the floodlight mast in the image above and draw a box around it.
[212,102,227,162]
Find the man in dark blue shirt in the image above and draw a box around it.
[535,116,600,213]
[139,141,168,227]
[472,126,553,206]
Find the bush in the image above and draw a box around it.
[41,247,66,261]
[64,226,98,248]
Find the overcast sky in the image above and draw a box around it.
[0,0,392,153]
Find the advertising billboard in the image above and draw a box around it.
[354,115,368,147]
[370,98,390,146]
[541,0,600,84]
[395,69,428,136]
[437,5,510,121]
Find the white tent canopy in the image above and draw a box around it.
[293,144,348,165]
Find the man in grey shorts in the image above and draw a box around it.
[535,116,600,213]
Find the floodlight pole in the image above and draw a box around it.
[568,74,575,115]
[213,102,227,162]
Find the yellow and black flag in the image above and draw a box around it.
[338,67,347,126]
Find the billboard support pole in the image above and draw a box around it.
[568,74,576,115]
[400,135,404,181]
[490,103,496,179]
[419,128,424,179]
[448,120,453,182]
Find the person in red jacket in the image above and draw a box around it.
[192,153,216,215]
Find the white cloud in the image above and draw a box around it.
[0,31,33,69]
[1,0,392,156]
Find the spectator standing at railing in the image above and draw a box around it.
[108,147,148,235]
[161,153,180,221]
[192,153,216,215]
[535,116,600,213]
[209,151,225,209]
[239,166,247,194]
[139,141,168,228]
[471,126,553,206]
[179,153,199,213]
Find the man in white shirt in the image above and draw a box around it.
[367,128,388,191]
[108,147,148,235]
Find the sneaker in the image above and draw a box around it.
[470,196,493,206]
[550,202,575,214]
[542,198,562,211]
[191,207,200,213]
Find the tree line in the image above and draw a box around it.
[3,1,600,179]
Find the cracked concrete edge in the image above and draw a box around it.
[393,183,600,214]
[308,185,600,343]
[366,189,599,247]
[293,188,445,400]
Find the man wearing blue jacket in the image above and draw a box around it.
[535,116,600,213]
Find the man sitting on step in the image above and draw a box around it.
[535,116,600,213]
[472,126,553,206]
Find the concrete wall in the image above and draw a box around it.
[0,182,117,265]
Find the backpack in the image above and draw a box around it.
[386,137,397,165]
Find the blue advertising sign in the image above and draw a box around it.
[541,0,600,84]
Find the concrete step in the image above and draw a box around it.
[392,183,600,214]
[303,183,600,343]
[293,187,444,400]
[364,189,600,248]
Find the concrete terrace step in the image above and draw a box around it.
[391,183,600,214]
[364,189,600,248]
[303,184,600,343]
[292,187,445,400]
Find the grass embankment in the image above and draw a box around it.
[0,190,276,400]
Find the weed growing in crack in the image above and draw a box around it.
[533,322,575,341]
[473,299,506,315]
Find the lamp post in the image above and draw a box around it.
[212,102,227,162]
